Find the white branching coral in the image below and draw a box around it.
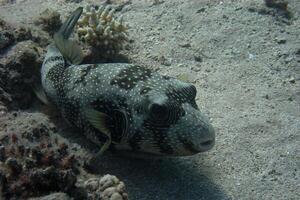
[76,4,128,57]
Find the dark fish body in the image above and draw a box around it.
[41,8,215,156]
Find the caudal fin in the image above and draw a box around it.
[54,7,83,65]
[56,7,83,39]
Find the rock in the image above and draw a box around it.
[264,94,270,100]
[0,19,15,50]
[275,36,286,44]
[14,26,32,42]
[264,0,293,19]
[34,9,62,35]
[265,0,288,11]
[196,7,206,13]
[179,42,191,48]
[248,53,256,60]
[0,30,14,50]
[0,40,43,109]
[194,54,203,62]
[177,63,186,68]
[288,77,295,84]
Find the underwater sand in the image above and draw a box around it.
[0,0,299,199]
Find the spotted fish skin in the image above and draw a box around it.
[41,8,215,156]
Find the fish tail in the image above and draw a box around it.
[53,7,83,65]
[56,7,83,40]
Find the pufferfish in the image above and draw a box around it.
[41,7,215,157]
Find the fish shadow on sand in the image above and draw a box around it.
[54,120,228,200]
[88,154,229,200]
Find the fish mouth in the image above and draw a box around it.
[178,134,215,154]
[196,122,215,152]
[198,137,215,152]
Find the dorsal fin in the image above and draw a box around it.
[53,7,83,65]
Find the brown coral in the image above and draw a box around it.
[0,112,129,199]
[0,131,80,199]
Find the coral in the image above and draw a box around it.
[0,119,81,199]
[84,175,128,200]
[34,9,62,36]
[76,4,128,59]
[0,112,128,199]
[0,112,86,199]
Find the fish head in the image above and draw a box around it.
[134,80,215,156]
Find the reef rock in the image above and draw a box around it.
[0,40,43,109]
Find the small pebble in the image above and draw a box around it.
[288,77,295,83]
[248,53,256,60]
[177,63,186,68]
[264,94,270,99]
[275,36,286,44]
[179,42,191,48]
[196,7,206,13]
[194,54,203,62]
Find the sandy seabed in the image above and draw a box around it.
[0,0,299,199]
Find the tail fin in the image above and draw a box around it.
[54,7,83,65]
[56,7,83,39]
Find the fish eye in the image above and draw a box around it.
[175,84,197,101]
[149,103,168,118]
[186,85,197,99]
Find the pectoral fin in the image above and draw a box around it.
[84,108,112,154]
